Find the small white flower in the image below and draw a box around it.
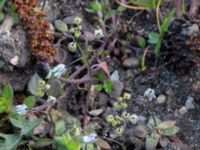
[83,133,97,143]
[48,96,56,101]
[94,29,103,38]
[16,104,28,115]
[46,64,67,79]
[144,88,156,101]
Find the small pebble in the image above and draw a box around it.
[143,88,156,101]
[179,106,188,115]
[157,94,166,104]
[122,57,139,68]
[185,96,195,110]
[98,93,109,107]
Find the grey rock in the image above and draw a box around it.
[185,96,195,110]
[98,93,109,107]
[0,16,29,68]
[123,57,139,68]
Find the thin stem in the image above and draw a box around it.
[156,0,162,33]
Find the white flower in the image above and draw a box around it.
[94,29,103,38]
[48,96,56,101]
[83,133,97,143]
[16,104,28,115]
[144,88,156,101]
[46,64,67,79]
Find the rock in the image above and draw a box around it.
[0,16,29,68]
[98,93,109,107]
[122,57,139,68]
[178,106,188,115]
[0,72,29,92]
[185,96,195,110]
[157,94,167,104]
[89,108,105,117]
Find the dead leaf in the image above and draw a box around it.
[96,138,111,150]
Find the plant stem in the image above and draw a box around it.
[156,0,162,32]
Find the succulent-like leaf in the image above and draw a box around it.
[161,126,180,136]
[133,125,148,138]
[54,20,68,32]
[157,120,176,130]
[145,133,160,150]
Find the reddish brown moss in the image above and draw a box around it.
[13,0,56,63]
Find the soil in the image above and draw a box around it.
[0,0,200,150]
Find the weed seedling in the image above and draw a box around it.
[95,72,114,94]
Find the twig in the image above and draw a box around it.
[59,77,91,84]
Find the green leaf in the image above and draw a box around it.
[160,9,175,35]
[55,120,66,135]
[116,6,126,14]
[10,118,43,137]
[30,139,53,149]
[0,12,4,22]
[103,81,114,94]
[0,97,11,113]
[157,120,176,130]
[149,0,156,9]
[55,134,81,150]
[138,36,146,48]
[0,133,21,150]
[131,0,152,9]
[0,0,6,11]
[154,39,161,57]
[97,72,106,82]
[148,32,160,44]
[28,73,46,97]
[145,133,159,150]
[90,2,102,12]
[54,20,68,33]
[24,96,36,108]
[161,126,180,136]
[147,116,161,130]
[2,84,13,103]
[95,84,103,92]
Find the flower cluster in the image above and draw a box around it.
[13,0,56,63]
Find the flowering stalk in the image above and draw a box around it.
[12,0,56,63]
